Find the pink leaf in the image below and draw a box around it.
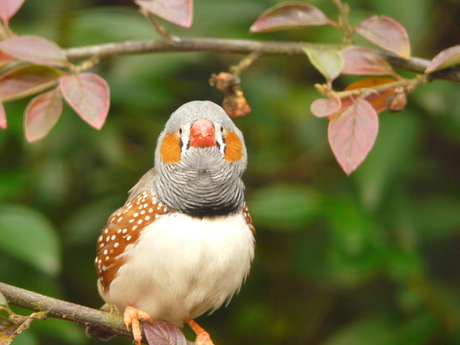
[0,0,25,27]
[143,320,187,345]
[425,45,460,73]
[356,15,411,60]
[0,51,15,68]
[328,98,378,175]
[135,0,193,28]
[24,87,62,142]
[0,65,62,102]
[0,36,69,67]
[0,102,6,129]
[250,2,336,33]
[60,73,110,130]
[311,97,343,118]
[340,46,397,77]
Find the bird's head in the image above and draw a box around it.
[154,101,247,217]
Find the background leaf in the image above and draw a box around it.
[60,72,110,130]
[356,15,411,59]
[135,0,193,28]
[303,47,343,82]
[0,65,62,102]
[0,36,69,67]
[425,45,460,73]
[0,0,25,27]
[250,2,334,33]
[0,204,61,276]
[24,87,63,142]
[328,98,379,174]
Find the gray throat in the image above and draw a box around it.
[154,151,245,218]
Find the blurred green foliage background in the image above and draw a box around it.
[1,0,460,344]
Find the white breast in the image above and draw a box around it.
[105,211,255,325]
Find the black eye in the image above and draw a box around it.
[220,126,224,132]
[179,128,183,134]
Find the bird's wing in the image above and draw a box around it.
[127,168,157,203]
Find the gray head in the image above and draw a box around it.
[154,101,247,218]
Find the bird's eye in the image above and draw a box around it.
[220,126,224,132]
[178,128,183,134]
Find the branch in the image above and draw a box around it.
[63,37,460,83]
[0,282,142,343]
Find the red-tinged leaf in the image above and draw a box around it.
[0,102,6,129]
[0,0,25,27]
[345,77,396,113]
[60,72,110,130]
[425,45,460,73]
[340,46,397,77]
[0,65,62,102]
[0,36,69,67]
[303,47,343,81]
[24,87,62,142]
[250,1,335,33]
[143,320,187,345]
[0,51,15,68]
[328,98,378,175]
[135,0,193,28]
[356,15,410,60]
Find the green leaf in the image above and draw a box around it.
[303,47,343,82]
[0,292,8,308]
[0,204,61,276]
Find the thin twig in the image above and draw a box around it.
[62,38,460,83]
[0,282,140,343]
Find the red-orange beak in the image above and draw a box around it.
[190,119,216,147]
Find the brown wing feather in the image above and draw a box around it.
[96,190,171,291]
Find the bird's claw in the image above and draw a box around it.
[123,306,153,345]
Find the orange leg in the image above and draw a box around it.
[184,318,215,345]
[123,306,153,345]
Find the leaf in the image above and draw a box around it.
[328,98,379,175]
[0,0,25,27]
[0,204,61,276]
[311,97,342,118]
[303,47,343,81]
[340,46,397,77]
[135,0,193,28]
[0,292,8,308]
[0,65,63,102]
[345,77,396,113]
[143,319,187,345]
[0,103,6,129]
[356,15,411,59]
[425,45,460,73]
[250,2,335,33]
[24,87,63,142]
[0,52,15,69]
[60,72,110,130]
[0,36,69,67]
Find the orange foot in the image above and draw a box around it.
[123,305,153,345]
[184,318,215,345]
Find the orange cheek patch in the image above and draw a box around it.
[160,132,181,163]
[224,131,244,161]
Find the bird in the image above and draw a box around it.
[92,101,256,345]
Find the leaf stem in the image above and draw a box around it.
[332,0,354,45]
